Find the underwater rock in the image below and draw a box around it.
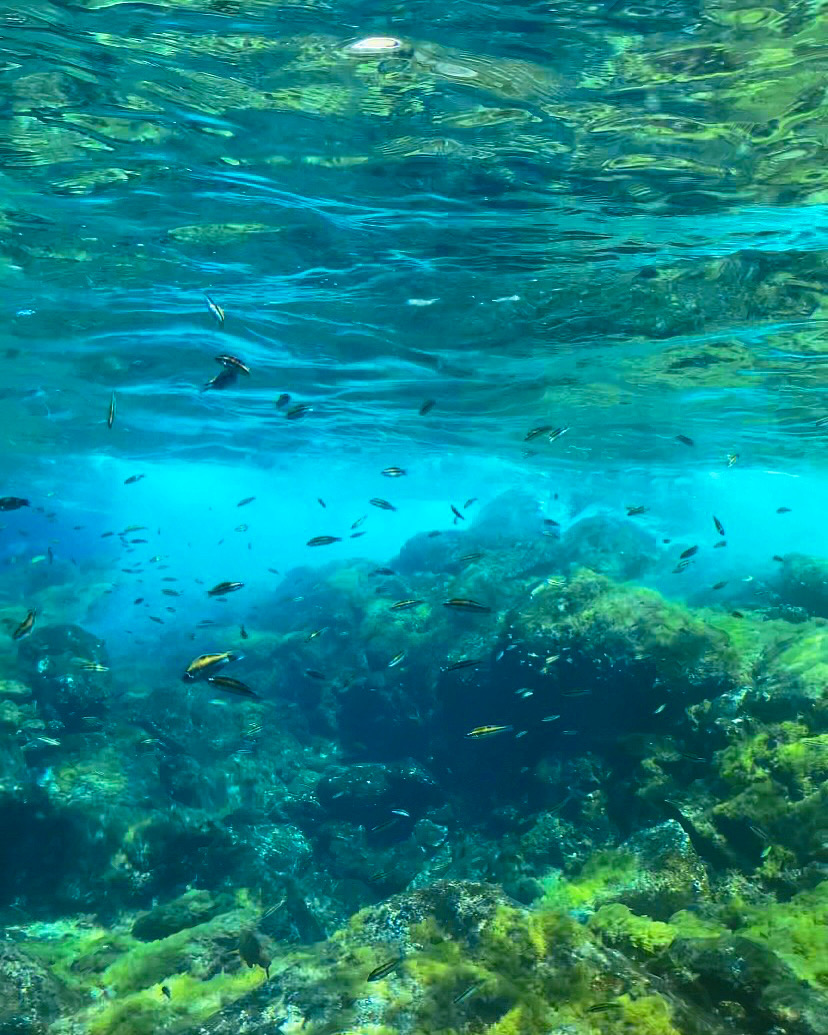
[16,623,110,729]
[660,935,828,1035]
[0,678,32,700]
[539,819,708,921]
[773,552,828,618]
[0,944,74,1034]
[132,889,230,941]
[317,759,441,823]
[558,514,657,581]
[172,877,735,1035]
[113,812,243,901]
[618,820,710,917]
[472,490,547,543]
[235,822,312,876]
[159,753,206,808]
[499,570,742,750]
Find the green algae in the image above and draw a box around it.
[539,850,639,914]
[741,881,828,991]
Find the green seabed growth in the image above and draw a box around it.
[5,545,828,1035]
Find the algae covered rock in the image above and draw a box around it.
[660,935,828,1035]
[0,678,32,700]
[540,820,708,921]
[172,879,707,1035]
[0,943,75,1034]
[132,889,230,941]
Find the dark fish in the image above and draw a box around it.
[714,540,727,549]
[307,536,341,547]
[463,498,477,509]
[372,567,395,576]
[131,538,148,544]
[149,616,164,624]
[351,515,367,529]
[444,658,482,671]
[205,293,225,327]
[676,434,694,446]
[124,474,145,485]
[107,391,116,429]
[453,984,479,1005]
[216,354,250,376]
[317,498,326,508]
[777,506,791,514]
[370,498,396,511]
[12,608,36,640]
[237,496,256,507]
[370,816,400,833]
[772,555,784,563]
[680,545,698,559]
[367,958,401,982]
[351,531,366,538]
[547,426,569,441]
[388,651,406,668]
[390,599,423,611]
[459,552,484,563]
[47,547,53,564]
[207,675,258,698]
[161,985,172,1000]
[162,589,180,597]
[208,581,244,596]
[444,598,491,613]
[134,597,144,604]
[305,669,325,680]
[731,610,744,619]
[427,530,441,537]
[419,399,435,416]
[465,724,512,739]
[713,515,725,536]
[382,467,406,478]
[286,403,312,420]
[525,425,553,441]
[712,581,727,591]
[238,930,271,978]
[240,625,248,639]
[626,505,647,516]
[450,504,465,521]
[587,1002,622,1014]
[368,870,388,883]
[203,368,237,391]
[0,497,29,511]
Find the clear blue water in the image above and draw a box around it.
[3,0,828,624]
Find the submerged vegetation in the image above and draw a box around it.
[3,493,828,1035]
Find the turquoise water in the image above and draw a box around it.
[4,3,828,1034]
